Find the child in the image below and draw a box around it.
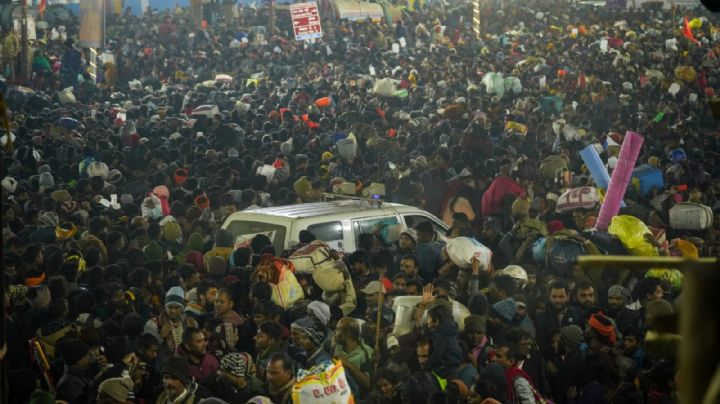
[426,303,463,379]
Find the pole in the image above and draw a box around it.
[268,0,276,36]
[20,0,30,82]
[372,290,384,383]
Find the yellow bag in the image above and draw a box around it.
[689,18,702,30]
[608,215,658,257]
[292,360,354,404]
[674,66,697,83]
[646,268,684,291]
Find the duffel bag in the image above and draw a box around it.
[669,202,713,230]
[290,240,335,275]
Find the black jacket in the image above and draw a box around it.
[427,320,463,371]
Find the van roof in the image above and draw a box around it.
[237,200,414,219]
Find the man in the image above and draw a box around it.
[255,321,287,381]
[185,280,218,320]
[176,327,219,381]
[133,334,162,402]
[214,288,245,327]
[465,315,494,370]
[360,280,386,314]
[414,221,444,280]
[393,230,416,275]
[201,352,266,402]
[632,277,665,312]
[416,338,431,371]
[606,285,642,332]
[56,338,94,403]
[348,250,373,316]
[265,352,296,404]
[399,254,422,280]
[144,287,198,356]
[535,280,584,354]
[573,281,597,322]
[290,316,331,369]
[333,317,374,390]
[494,342,540,404]
[155,356,198,404]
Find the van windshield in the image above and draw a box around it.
[225,221,287,254]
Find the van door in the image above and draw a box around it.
[352,216,402,250]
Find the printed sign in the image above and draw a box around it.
[289,1,322,41]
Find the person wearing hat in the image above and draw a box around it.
[464,315,494,370]
[204,351,266,403]
[97,374,134,404]
[144,286,198,357]
[606,284,642,333]
[332,317,374,391]
[290,316,331,369]
[360,280,387,313]
[156,356,197,404]
[56,338,93,403]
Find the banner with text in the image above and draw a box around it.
[290,1,323,41]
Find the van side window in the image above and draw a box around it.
[403,215,446,234]
[353,217,401,244]
[307,222,343,242]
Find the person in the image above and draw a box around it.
[201,352,266,402]
[414,221,444,280]
[606,285,642,332]
[290,316,331,369]
[56,338,94,403]
[254,321,287,381]
[536,281,584,354]
[97,374,134,404]
[176,327,219,381]
[144,287,198,357]
[60,38,82,87]
[155,356,198,404]
[425,303,463,378]
[494,342,540,404]
[572,281,597,322]
[213,288,245,327]
[265,352,295,404]
[333,317,374,390]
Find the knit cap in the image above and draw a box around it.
[186,232,205,252]
[291,316,327,347]
[165,286,185,310]
[162,221,182,243]
[220,352,253,377]
[491,298,517,323]
[2,176,17,193]
[98,375,134,402]
[307,301,331,326]
[607,285,631,303]
[560,325,584,347]
[143,241,164,262]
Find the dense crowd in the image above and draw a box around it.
[2,0,720,403]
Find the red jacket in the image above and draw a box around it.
[176,345,219,382]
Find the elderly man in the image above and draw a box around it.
[333,317,374,390]
[290,316,331,369]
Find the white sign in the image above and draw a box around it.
[289,1,323,41]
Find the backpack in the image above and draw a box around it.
[253,255,303,309]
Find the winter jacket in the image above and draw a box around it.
[56,365,92,404]
[322,278,357,316]
[415,241,444,281]
[427,320,463,371]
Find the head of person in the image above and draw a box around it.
[348,250,370,276]
[575,281,596,310]
[164,286,185,321]
[492,342,520,369]
[361,280,386,307]
[255,321,282,351]
[220,352,254,388]
[265,352,295,390]
[375,369,400,399]
[181,327,207,358]
[427,303,452,331]
[134,333,160,365]
[633,277,664,306]
[161,357,191,400]
[253,299,283,326]
[405,277,423,296]
[371,253,389,275]
[399,230,417,250]
[416,339,431,370]
[60,338,92,369]
[392,273,408,291]
[197,280,219,308]
[290,316,326,352]
[607,285,631,311]
[464,315,486,347]
[415,221,435,243]
[622,327,643,355]
[399,254,419,277]
[214,288,235,316]
[97,375,134,404]
[548,280,570,313]
[334,317,361,348]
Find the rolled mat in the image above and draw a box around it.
[596,131,644,230]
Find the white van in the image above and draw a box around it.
[221,199,449,254]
